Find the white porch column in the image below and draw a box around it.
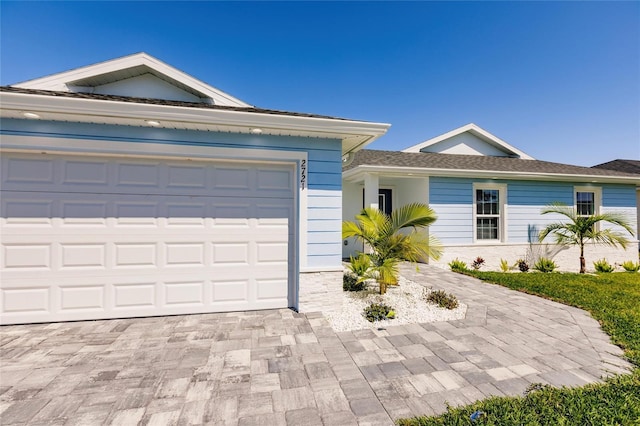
[363,173,379,211]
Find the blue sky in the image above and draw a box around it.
[1,1,638,166]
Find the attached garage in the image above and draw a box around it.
[1,152,295,324]
[0,53,389,324]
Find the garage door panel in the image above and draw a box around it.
[63,159,110,186]
[164,281,205,306]
[60,244,106,269]
[60,285,105,311]
[1,155,296,198]
[1,153,295,324]
[2,286,51,314]
[2,156,55,185]
[2,198,54,225]
[113,282,157,309]
[2,243,52,270]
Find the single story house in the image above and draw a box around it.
[592,159,640,237]
[0,53,390,324]
[342,124,640,271]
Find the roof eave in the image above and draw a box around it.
[0,91,390,154]
[342,164,640,185]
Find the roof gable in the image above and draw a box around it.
[12,52,250,107]
[402,123,535,160]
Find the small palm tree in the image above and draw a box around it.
[539,202,635,273]
[342,203,442,294]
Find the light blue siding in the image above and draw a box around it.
[429,177,474,244]
[507,181,573,243]
[603,184,637,208]
[602,185,638,237]
[429,177,637,244]
[1,118,344,270]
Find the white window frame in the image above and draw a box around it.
[574,186,602,231]
[574,186,601,216]
[473,183,507,243]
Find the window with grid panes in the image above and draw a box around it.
[576,191,595,216]
[476,188,500,240]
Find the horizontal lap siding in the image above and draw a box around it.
[429,177,473,244]
[602,185,638,237]
[429,178,638,245]
[507,181,573,243]
[1,118,344,270]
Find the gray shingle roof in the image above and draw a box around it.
[0,86,355,122]
[345,149,640,178]
[592,159,640,175]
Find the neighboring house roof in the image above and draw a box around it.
[12,52,251,107]
[0,54,390,154]
[592,159,640,175]
[343,149,640,184]
[402,123,535,160]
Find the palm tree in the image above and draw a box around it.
[539,202,635,273]
[342,203,442,294]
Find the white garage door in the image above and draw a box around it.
[0,152,295,324]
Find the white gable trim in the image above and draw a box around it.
[12,53,251,108]
[402,123,535,160]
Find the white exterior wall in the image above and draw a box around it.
[422,133,510,157]
[342,176,430,259]
[92,74,204,102]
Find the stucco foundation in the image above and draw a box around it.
[432,242,639,273]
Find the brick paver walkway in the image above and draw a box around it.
[0,265,633,425]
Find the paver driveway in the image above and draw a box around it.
[0,265,633,425]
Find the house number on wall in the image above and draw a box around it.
[300,159,307,190]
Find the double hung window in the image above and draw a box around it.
[575,186,601,231]
[474,184,505,241]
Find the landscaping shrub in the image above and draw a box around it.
[533,257,557,273]
[363,302,395,322]
[448,258,468,272]
[499,258,510,272]
[343,272,365,292]
[594,258,615,273]
[471,256,485,270]
[348,253,371,277]
[516,259,529,272]
[425,289,459,310]
[621,260,640,272]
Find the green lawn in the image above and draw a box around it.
[398,272,640,426]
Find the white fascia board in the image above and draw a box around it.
[0,91,390,150]
[342,165,640,185]
[402,123,535,160]
[13,53,251,107]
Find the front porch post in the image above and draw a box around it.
[363,173,379,211]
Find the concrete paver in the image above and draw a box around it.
[0,264,634,425]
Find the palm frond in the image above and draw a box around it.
[391,203,438,230]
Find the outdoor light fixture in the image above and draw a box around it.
[145,120,161,127]
[23,112,40,119]
[250,128,263,135]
